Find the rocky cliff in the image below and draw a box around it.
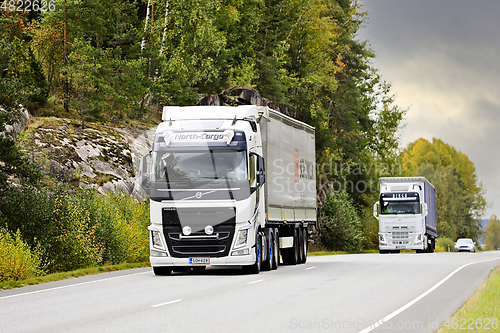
[9,87,284,200]
[17,116,155,200]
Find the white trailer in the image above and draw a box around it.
[138,105,316,274]
[373,177,437,254]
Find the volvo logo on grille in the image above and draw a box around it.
[195,192,203,199]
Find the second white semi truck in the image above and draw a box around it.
[139,105,316,274]
[373,177,437,254]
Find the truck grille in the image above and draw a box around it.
[391,231,410,245]
[172,245,226,255]
[162,207,236,258]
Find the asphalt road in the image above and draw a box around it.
[1,251,499,333]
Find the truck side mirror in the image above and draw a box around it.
[422,202,428,217]
[257,155,265,172]
[257,173,265,185]
[373,202,379,219]
[250,153,265,193]
[139,152,151,195]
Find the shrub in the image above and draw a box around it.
[319,190,364,251]
[436,237,455,252]
[0,228,45,282]
[0,184,149,273]
[48,194,103,272]
[90,191,149,264]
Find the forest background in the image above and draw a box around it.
[0,0,494,281]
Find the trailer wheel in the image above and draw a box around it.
[293,228,300,264]
[153,267,172,276]
[300,227,308,264]
[243,233,262,274]
[272,228,279,270]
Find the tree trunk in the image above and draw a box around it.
[63,0,69,113]
[141,0,151,52]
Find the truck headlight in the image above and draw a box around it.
[150,249,167,257]
[379,234,385,242]
[416,234,422,241]
[151,230,163,248]
[234,228,248,249]
[232,248,250,256]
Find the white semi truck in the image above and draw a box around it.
[139,105,316,275]
[373,177,437,254]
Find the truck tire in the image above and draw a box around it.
[300,227,308,264]
[243,233,262,274]
[379,250,389,254]
[262,231,272,271]
[428,238,435,253]
[153,267,172,276]
[272,228,279,270]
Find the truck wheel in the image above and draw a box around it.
[300,227,308,264]
[262,231,272,271]
[428,238,435,253]
[293,228,300,264]
[243,233,262,274]
[153,267,172,276]
[379,250,389,254]
[271,228,279,270]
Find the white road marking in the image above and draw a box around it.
[247,279,264,285]
[0,271,150,301]
[305,266,316,270]
[358,256,500,333]
[151,299,183,308]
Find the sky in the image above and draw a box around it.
[356,0,500,220]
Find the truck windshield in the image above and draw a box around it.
[151,150,248,182]
[380,199,420,215]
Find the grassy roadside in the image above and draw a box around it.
[0,262,150,291]
[436,264,500,333]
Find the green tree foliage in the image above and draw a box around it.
[33,0,148,120]
[0,12,47,109]
[0,187,149,274]
[148,0,226,105]
[0,14,43,191]
[485,215,500,251]
[319,189,364,251]
[400,138,486,240]
[0,0,410,254]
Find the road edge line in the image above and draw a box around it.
[0,271,150,301]
[358,257,500,333]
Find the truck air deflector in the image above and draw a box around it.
[153,130,246,150]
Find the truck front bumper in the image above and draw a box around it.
[150,253,256,267]
[379,242,425,251]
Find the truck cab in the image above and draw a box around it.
[139,106,267,274]
[373,177,437,254]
